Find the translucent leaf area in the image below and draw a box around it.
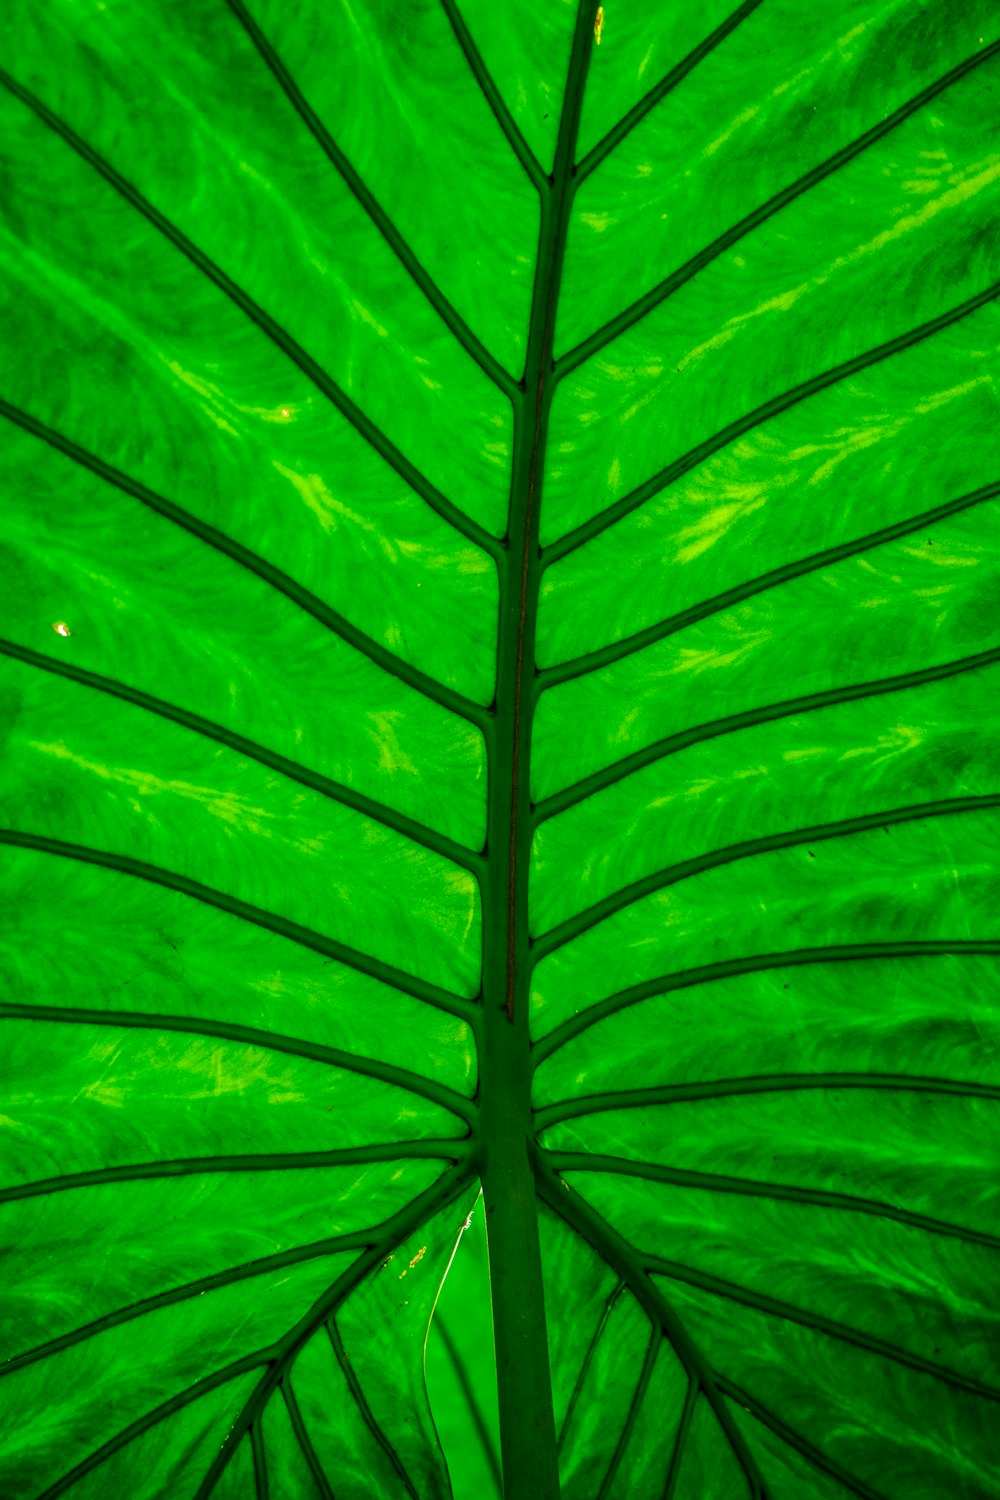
[426,1198,502,1499]
[2,0,999,1496]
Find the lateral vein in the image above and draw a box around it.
[646,1254,1000,1403]
[225,0,516,398]
[561,36,1000,375]
[0,831,475,1021]
[546,279,1000,563]
[532,795,1000,958]
[543,1151,1000,1252]
[0,398,488,731]
[438,0,546,194]
[532,941,1000,1063]
[538,479,1000,692]
[575,0,764,184]
[535,645,1000,822]
[0,66,499,557]
[0,1002,475,1121]
[536,1072,1000,1131]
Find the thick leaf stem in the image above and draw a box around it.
[477,6,599,1496]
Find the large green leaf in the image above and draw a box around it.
[2,1,999,1496]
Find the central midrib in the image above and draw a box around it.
[478,6,600,1497]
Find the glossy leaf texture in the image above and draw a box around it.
[1,0,999,1497]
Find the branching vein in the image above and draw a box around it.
[0,398,489,732]
[250,1422,269,1500]
[646,1253,1000,1403]
[326,1319,420,1498]
[597,1324,658,1498]
[225,0,516,398]
[438,0,546,193]
[0,637,484,874]
[715,1375,887,1499]
[281,1380,335,1499]
[193,1163,472,1497]
[537,480,1000,693]
[535,645,1000,822]
[561,37,1000,376]
[0,830,476,1020]
[556,1281,626,1451]
[0,67,500,558]
[536,1162,768,1497]
[545,280,1000,563]
[0,1230,361,1380]
[35,1355,268,1499]
[0,1002,475,1121]
[543,1152,1000,1253]
[532,795,1000,959]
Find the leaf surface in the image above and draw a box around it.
[1,1,999,1496]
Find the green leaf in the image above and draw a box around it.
[2,1,999,1497]
[426,1196,503,1499]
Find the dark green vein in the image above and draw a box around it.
[534,644,1000,822]
[556,1281,626,1452]
[33,1166,471,1499]
[532,795,1000,959]
[2,1170,462,1411]
[250,1422,269,1500]
[646,1255,1000,1404]
[36,1355,269,1500]
[561,36,1000,375]
[438,0,546,194]
[0,1141,468,1208]
[537,479,1000,692]
[225,0,514,399]
[326,1318,420,1499]
[0,831,475,1020]
[431,1317,504,1492]
[0,399,488,731]
[532,940,1000,1063]
[536,1073,1000,1132]
[545,279,1000,563]
[0,1230,370,1379]
[0,67,499,558]
[0,637,483,874]
[194,1163,473,1498]
[536,1164,768,1498]
[663,1379,700,1500]
[574,0,764,184]
[0,1003,475,1120]
[543,1152,1000,1254]
[282,1380,335,1500]
[715,1376,886,1500]
[597,1326,658,1499]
